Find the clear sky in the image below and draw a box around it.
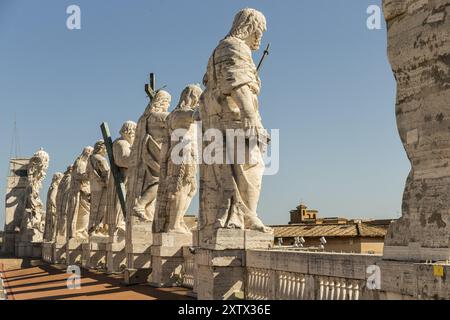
[0,0,408,230]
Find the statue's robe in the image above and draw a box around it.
[106,138,132,235]
[87,153,110,234]
[199,36,266,233]
[154,107,198,233]
[68,157,91,240]
[127,106,169,221]
[55,172,73,240]
[43,178,61,242]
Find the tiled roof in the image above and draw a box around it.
[271,222,389,238]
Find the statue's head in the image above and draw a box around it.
[52,172,64,185]
[65,165,74,175]
[228,8,267,51]
[120,121,137,145]
[93,140,106,156]
[152,90,171,112]
[28,148,50,183]
[82,146,94,158]
[177,84,203,110]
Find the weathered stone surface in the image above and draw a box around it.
[43,173,63,242]
[199,229,274,250]
[383,0,450,261]
[198,8,272,243]
[154,85,203,234]
[105,121,136,274]
[19,149,49,248]
[54,166,74,256]
[87,140,110,238]
[125,91,171,276]
[246,250,381,280]
[150,232,192,287]
[67,147,93,241]
[66,238,87,265]
[2,158,29,254]
[195,248,247,300]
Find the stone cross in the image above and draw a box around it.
[101,122,127,218]
[145,73,156,100]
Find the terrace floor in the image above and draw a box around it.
[0,258,193,300]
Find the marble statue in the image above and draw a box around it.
[127,90,171,222]
[67,146,93,240]
[198,8,272,238]
[155,84,203,234]
[87,140,110,237]
[55,165,74,240]
[106,121,136,236]
[43,172,63,242]
[22,148,50,242]
[382,0,450,261]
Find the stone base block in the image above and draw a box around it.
[123,268,152,285]
[54,242,67,264]
[106,241,126,274]
[81,240,107,270]
[378,260,450,299]
[42,242,54,263]
[126,242,152,270]
[150,233,193,287]
[66,238,87,266]
[195,248,246,300]
[198,229,274,250]
[383,244,450,262]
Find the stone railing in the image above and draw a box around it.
[181,247,195,289]
[245,250,381,300]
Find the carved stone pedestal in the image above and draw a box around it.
[42,242,54,263]
[195,229,273,300]
[106,236,126,274]
[82,236,108,270]
[54,241,67,264]
[67,238,87,266]
[124,217,152,284]
[150,232,192,287]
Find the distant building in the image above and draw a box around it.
[271,203,394,254]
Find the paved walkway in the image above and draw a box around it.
[0,263,193,300]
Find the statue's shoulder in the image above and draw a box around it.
[113,138,130,149]
[150,111,170,123]
[216,37,250,57]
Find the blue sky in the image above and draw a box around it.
[0,0,408,229]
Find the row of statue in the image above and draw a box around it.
[24,8,273,247]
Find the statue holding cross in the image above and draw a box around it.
[126,74,172,222]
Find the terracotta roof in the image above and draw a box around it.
[271,222,388,238]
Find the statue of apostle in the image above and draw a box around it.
[199,8,272,236]
[127,90,171,222]
[87,140,110,237]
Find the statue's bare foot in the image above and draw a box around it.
[246,216,273,233]
[133,206,150,221]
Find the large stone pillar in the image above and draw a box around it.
[150,232,192,287]
[3,158,29,255]
[195,230,273,300]
[382,0,450,262]
[123,216,152,284]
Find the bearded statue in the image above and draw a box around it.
[198,8,272,242]
[126,90,171,222]
[154,84,203,234]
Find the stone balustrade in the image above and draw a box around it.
[181,249,195,289]
[245,250,380,300]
